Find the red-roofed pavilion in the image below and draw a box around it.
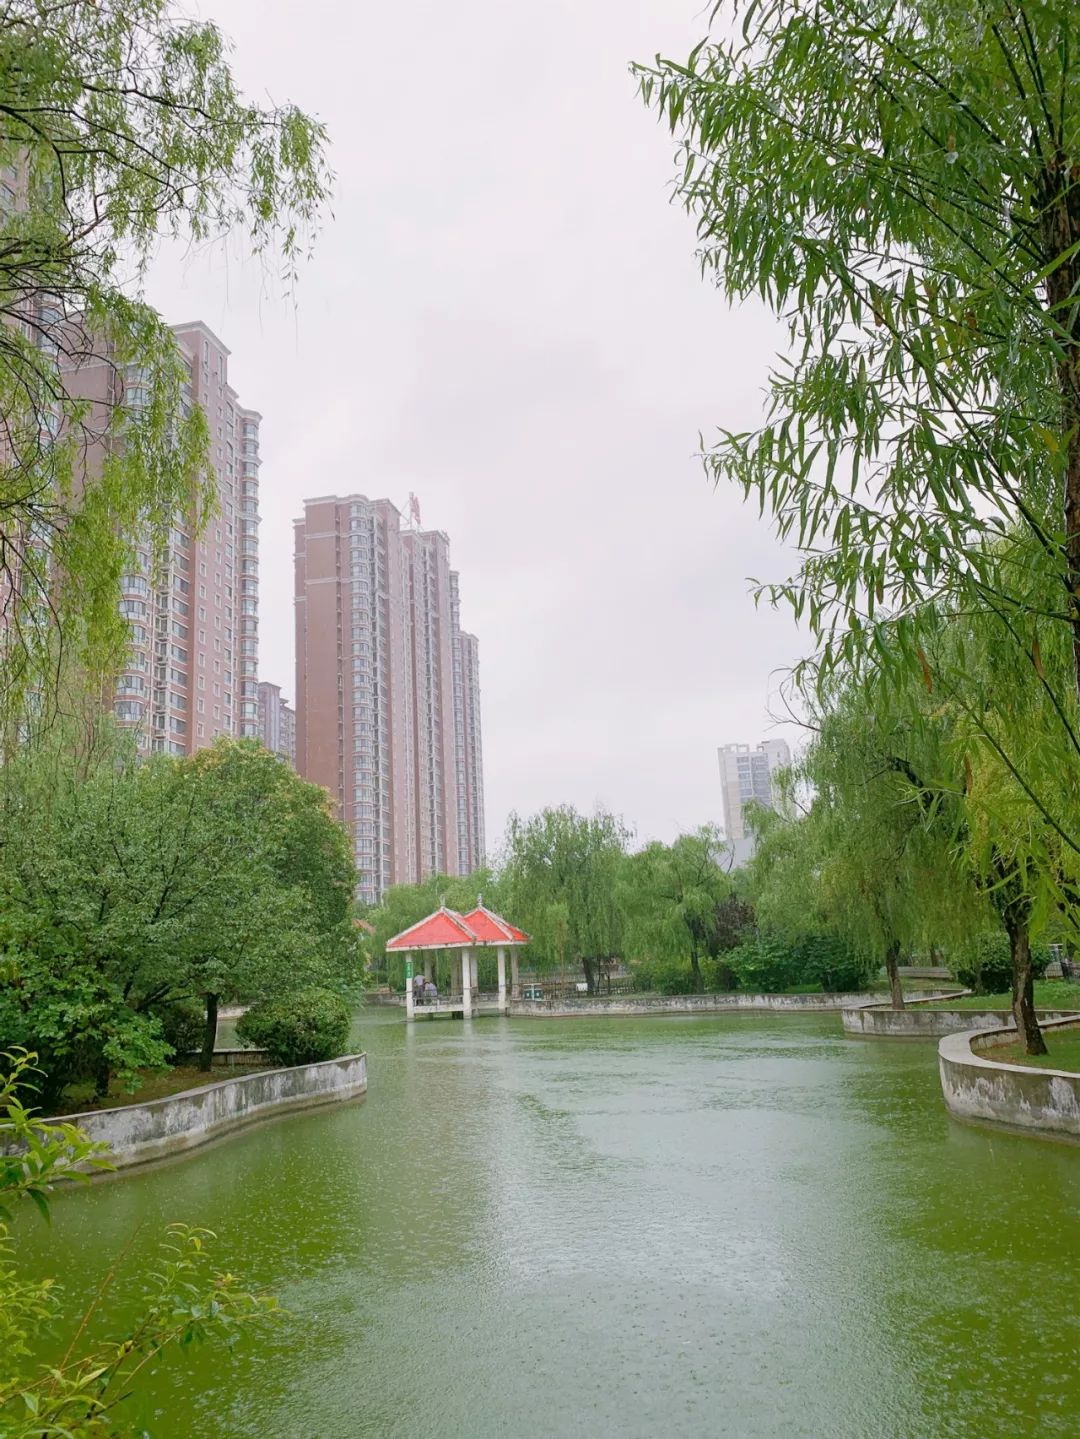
[386,904,530,1019]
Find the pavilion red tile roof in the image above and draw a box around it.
[461,906,530,945]
[385,908,477,951]
[386,904,530,951]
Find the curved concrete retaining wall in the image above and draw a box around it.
[843,1000,1080,1038]
[175,1047,270,1068]
[939,1020,1080,1141]
[49,1053,367,1171]
[510,992,882,1019]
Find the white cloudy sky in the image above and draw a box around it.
[148,0,806,849]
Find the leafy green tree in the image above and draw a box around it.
[0,0,330,735]
[0,736,358,1099]
[0,1050,276,1434]
[502,806,629,994]
[180,742,359,1065]
[621,825,734,993]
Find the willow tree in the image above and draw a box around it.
[0,0,330,734]
[636,0,1080,646]
[635,1,1080,806]
[621,826,735,993]
[801,558,1080,1051]
[801,679,983,1009]
[502,806,630,994]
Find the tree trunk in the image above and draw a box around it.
[1064,423,1080,698]
[884,938,905,1010]
[689,948,704,994]
[199,991,219,1071]
[93,1054,111,1100]
[1042,171,1080,699]
[1006,917,1047,1057]
[582,957,596,996]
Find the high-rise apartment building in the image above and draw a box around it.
[294,495,485,903]
[718,738,792,843]
[451,572,485,873]
[257,681,296,766]
[65,320,261,755]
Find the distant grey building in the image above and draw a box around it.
[718,739,792,845]
[257,681,296,767]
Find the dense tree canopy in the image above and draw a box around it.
[0,733,358,1101]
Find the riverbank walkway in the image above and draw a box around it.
[386,904,530,1020]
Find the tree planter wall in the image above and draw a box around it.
[938,1020,1080,1141]
[844,996,1080,1038]
[47,1053,368,1172]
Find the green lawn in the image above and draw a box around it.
[985,1030,1080,1072]
[923,980,1080,1010]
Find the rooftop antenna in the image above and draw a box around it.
[405,492,422,531]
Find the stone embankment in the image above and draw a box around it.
[510,991,884,1019]
[50,1053,368,1172]
[939,1019,1080,1141]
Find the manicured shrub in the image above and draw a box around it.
[235,987,351,1066]
[953,933,1050,995]
[650,960,697,995]
[726,933,803,992]
[629,956,694,993]
[152,999,205,1057]
[727,931,873,993]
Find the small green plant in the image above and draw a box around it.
[0,1049,277,1435]
[236,987,351,1066]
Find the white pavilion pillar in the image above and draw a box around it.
[404,953,415,1020]
[510,948,520,1001]
[463,947,475,1015]
[497,946,507,1013]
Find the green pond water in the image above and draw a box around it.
[18,1010,1080,1438]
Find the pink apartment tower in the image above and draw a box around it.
[294,495,485,903]
[63,320,262,754]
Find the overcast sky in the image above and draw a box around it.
[148,0,806,850]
